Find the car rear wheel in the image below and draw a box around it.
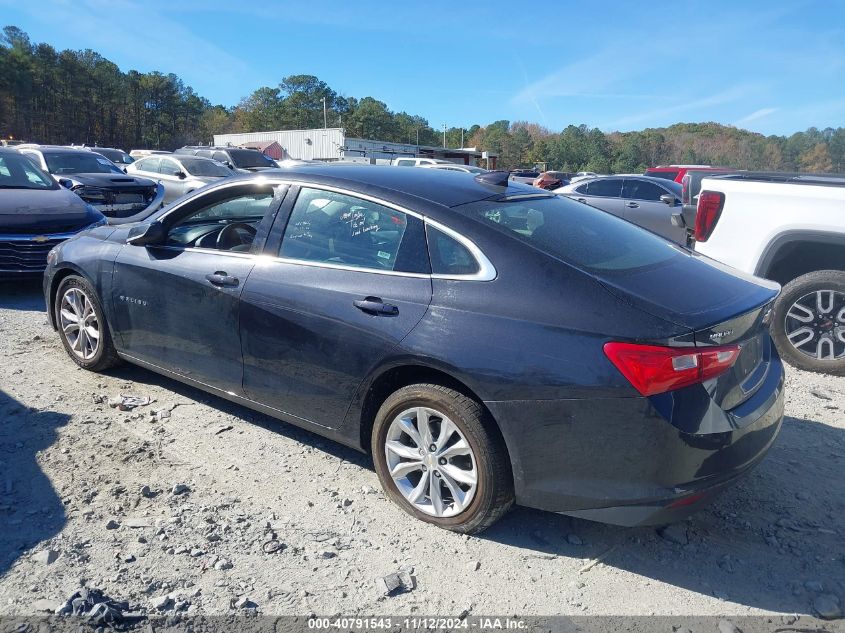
[372,384,513,534]
[771,270,845,375]
[55,275,121,372]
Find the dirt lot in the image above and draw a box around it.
[1,279,843,623]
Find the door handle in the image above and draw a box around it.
[353,297,399,316]
[576,198,587,203]
[205,271,239,287]
[626,202,639,209]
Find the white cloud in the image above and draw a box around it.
[734,107,779,127]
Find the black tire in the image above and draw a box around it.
[771,270,845,375]
[55,275,121,372]
[371,384,514,534]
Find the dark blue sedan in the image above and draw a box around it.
[43,165,785,533]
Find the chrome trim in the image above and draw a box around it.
[0,231,80,241]
[151,177,497,282]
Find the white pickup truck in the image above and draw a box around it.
[693,173,845,375]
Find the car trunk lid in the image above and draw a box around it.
[595,251,779,409]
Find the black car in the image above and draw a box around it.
[43,166,784,533]
[17,146,164,219]
[0,148,106,275]
[88,147,135,166]
[175,146,277,173]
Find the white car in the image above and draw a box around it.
[127,154,232,204]
[694,172,845,374]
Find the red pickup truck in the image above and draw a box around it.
[645,165,732,184]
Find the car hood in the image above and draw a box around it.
[61,173,157,188]
[0,188,104,234]
[594,249,780,331]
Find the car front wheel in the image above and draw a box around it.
[372,384,513,534]
[55,275,121,372]
[771,270,845,375]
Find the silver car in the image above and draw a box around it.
[555,175,684,244]
[127,155,232,204]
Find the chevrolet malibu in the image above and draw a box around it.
[43,165,785,533]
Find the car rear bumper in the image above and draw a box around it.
[486,350,785,526]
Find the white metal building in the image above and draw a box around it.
[212,128,495,166]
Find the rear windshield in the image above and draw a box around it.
[94,148,134,165]
[180,158,231,177]
[228,150,276,168]
[44,152,123,175]
[645,169,679,181]
[463,195,680,272]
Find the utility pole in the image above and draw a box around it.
[321,97,327,129]
[442,124,447,149]
[460,128,464,148]
[416,128,419,146]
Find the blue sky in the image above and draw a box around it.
[3,0,844,136]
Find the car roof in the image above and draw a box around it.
[226,164,537,208]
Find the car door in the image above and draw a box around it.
[239,185,432,429]
[132,157,161,183]
[111,181,286,393]
[621,178,684,243]
[569,178,624,217]
[157,157,188,203]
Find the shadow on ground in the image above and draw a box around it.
[0,390,70,578]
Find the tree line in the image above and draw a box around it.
[2,26,844,173]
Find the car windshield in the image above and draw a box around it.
[228,150,276,168]
[43,152,123,175]
[463,195,681,273]
[94,148,134,164]
[0,153,57,190]
[180,158,231,177]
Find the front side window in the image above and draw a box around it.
[165,187,276,251]
[280,188,425,272]
[583,178,622,197]
[623,179,671,201]
[159,158,181,177]
[463,195,679,273]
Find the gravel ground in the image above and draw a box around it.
[1,279,843,622]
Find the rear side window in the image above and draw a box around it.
[280,188,428,273]
[395,159,415,166]
[136,157,160,173]
[583,178,622,197]
[427,226,479,276]
[159,158,181,176]
[464,196,679,272]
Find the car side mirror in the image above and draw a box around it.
[660,194,677,205]
[58,178,74,189]
[176,171,187,180]
[127,221,166,246]
[224,161,234,170]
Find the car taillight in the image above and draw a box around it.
[603,342,740,396]
[695,190,724,242]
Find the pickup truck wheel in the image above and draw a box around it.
[771,270,845,375]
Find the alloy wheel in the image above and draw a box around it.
[384,406,477,518]
[59,287,100,360]
[784,290,845,360]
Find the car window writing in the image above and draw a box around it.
[280,188,411,272]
